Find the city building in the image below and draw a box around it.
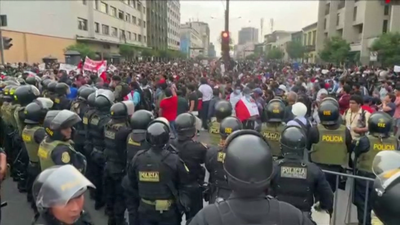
[316,0,400,64]
[179,23,204,58]
[291,31,303,44]
[234,43,255,59]
[0,0,148,63]
[238,27,259,45]
[208,43,216,58]
[146,1,168,50]
[302,22,317,63]
[264,30,294,62]
[167,0,181,51]
[184,21,210,56]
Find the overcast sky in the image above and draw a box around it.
[180,1,319,52]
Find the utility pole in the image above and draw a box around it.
[223,0,230,71]
[0,16,4,65]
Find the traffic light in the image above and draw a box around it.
[2,37,12,50]
[221,31,230,53]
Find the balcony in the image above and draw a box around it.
[350,41,361,51]
[304,45,316,52]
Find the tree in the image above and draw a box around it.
[266,47,284,60]
[371,32,400,67]
[286,41,305,59]
[319,36,350,65]
[119,44,135,60]
[141,49,153,58]
[245,54,258,60]
[65,43,95,59]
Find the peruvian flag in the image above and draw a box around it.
[95,60,108,83]
[76,59,83,74]
[235,96,259,122]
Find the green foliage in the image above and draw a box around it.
[245,54,258,60]
[266,48,284,60]
[319,36,350,64]
[65,43,95,59]
[119,44,135,60]
[371,32,400,67]
[286,41,305,59]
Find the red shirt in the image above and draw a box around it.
[361,105,374,114]
[160,95,178,121]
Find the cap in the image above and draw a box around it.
[253,88,263,95]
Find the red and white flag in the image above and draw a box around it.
[235,96,259,122]
[95,60,108,83]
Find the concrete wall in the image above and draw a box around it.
[167,0,181,50]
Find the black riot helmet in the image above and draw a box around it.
[110,100,135,119]
[78,86,95,101]
[371,151,400,225]
[146,117,170,148]
[47,81,57,93]
[266,99,285,122]
[368,112,392,137]
[25,76,38,86]
[87,92,96,108]
[48,110,81,141]
[2,85,14,102]
[15,85,40,106]
[9,86,19,103]
[215,100,232,122]
[24,98,54,124]
[220,116,242,140]
[224,130,273,196]
[41,79,52,90]
[43,110,61,136]
[130,110,154,130]
[32,165,95,212]
[175,113,197,138]
[318,97,340,125]
[280,126,307,159]
[94,89,114,110]
[55,82,70,96]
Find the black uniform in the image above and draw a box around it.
[53,82,71,110]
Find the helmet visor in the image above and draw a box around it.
[372,151,400,193]
[122,100,135,116]
[96,89,115,103]
[35,97,54,110]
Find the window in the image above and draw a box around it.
[308,33,311,46]
[325,3,330,15]
[125,13,131,22]
[124,0,128,4]
[138,19,142,26]
[337,13,340,26]
[120,30,126,40]
[132,16,136,24]
[133,33,137,41]
[94,0,99,9]
[358,24,363,34]
[127,31,131,40]
[143,21,146,28]
[94,22,100,33]
[383,20,388,33]
[109,6,116,17]
[338,0,345,9]
[100,2,108,13]
[143,7,146,14]
[112,27,118,37]
[102,24,109,35]
[78,18,88,31]
[118,10,124,20]
[82,0,87,5]
[144,36,146,42]
[137,2,142,11]
[384,5,390,16]
[312,31,316,46]
[353,7,357,21]
[138,34,142,42]
[324,18,327,29]
[129,0,135,7]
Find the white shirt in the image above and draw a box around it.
[316,88,328,102]
[198,84,213,101]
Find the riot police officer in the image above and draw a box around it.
[23,98,53,211]
[270,126,333,223]
[261,99,286,158]
[9,85,23,185]
[46,81,57,103]
[38,110,86,173]
[371,150,400,225]
[32,165,95,225]
[311,97,352,193]
[171,112,208,221]
[87,89,113,210]
[205,116,242,203]
[189,130,315,225]
[353,112,397,225]
[25,76,40,88]
[122,109,153,225]
[103,100,133,225]
[41,79,52,97]
[128,118,190,225]
[53,82,71,110]
[208,100,232,146]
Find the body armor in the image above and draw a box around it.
[38,139,74,171]
[71,100,90,145]
[209,121,220,146]
[206,146,230,202]
[126,130,149,163]
[88,112,110,156]
[103,122,129,171]
[261,123,285,157]
[82,108,97,155]
[22,125,41,163]
[14,105,25,135]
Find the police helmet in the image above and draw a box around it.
[48,110,81,141]
[18,77,26,85]
[55,82,70,96]
[110,100,135,119]
[175,113,197,138]
[280,126,307,159]
[266,99,285,122]
[130,110,154,130]
[318,97,340,125]
[24,98,54,124]
[371,151,400,225]
[78,86,95,101]
[2,85,14,102]
[220,116,242,140]
[47,81,57,93]
[4,77,20,85]
[368,112,392,136]
[41,79,52,90]
[9,86,19,102]
[15,85,40,106]
[25,76,38,86]
[215,100,232,122]
[94,89,114,110]
[87,92,96,108]
[224,130,273,195]
[146,117,170,148]
[32,165,95,212]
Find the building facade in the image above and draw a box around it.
[316,0,400,64]
[264,30,293,62]
[184,21,210,56]
[238,27,259,45]
[0,0,148,63]
[179,24,204,58]
[167,0,180,51]
[302,22,317,63]
[208,43,216,58]
[146,1,168,50]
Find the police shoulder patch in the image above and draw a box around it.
[61,152,71,163]
[280,166,307,179]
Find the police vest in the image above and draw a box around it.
[208,147,229,190]
[126,130,148,163]
[14,106,25,136]
[273,160,314,212]
[38,139,74,171]
[311,124,347,166]
[261,123,285,157]
[357,135,397,173]
[71,101,89,144]
[103,122,129,165]
[209,121,220,146]
[89,113,110,150]
[22,125,41,163]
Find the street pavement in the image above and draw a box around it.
[0,131,362,225]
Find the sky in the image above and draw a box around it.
[180,1,319,53]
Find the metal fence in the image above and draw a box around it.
[321,170,377,225]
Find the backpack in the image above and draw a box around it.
[138,88,153,111]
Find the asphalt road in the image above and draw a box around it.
[0,131,364,225]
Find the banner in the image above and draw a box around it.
[38,63,46,71]
[394,65,400,73]
[59,63,77,73]
[82,57,104,72]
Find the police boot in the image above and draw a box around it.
[17,178,27,193]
